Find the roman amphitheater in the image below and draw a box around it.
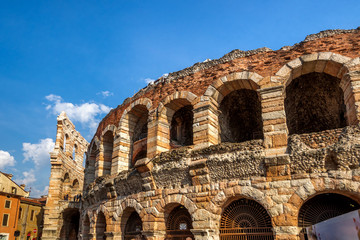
[43,28,360,240]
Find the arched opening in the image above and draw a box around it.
[165,205,194,240]
[128,105,149,166]
[63,134,69,152]
[96,212,107,240]
[102,131,114,176]
[60,209,80,240]
[83,215,91,240]
[71,179,80,200]
[124,211,143,240]
[73,144,77,160]
[219,89,263,143]
[170,105,193,148]
[220,198,274,239]
[63,173,71,199]
[285,72,347,135]
[85,144,97,186]
[298,193,360,238]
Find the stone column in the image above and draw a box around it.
[147,108,172,158]
[95,143,104,178]
[42,153,64,240]
[345,71,360,124]
[193,97,219,149]
[258,85,288,156]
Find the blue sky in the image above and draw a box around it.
[0,1,359,197]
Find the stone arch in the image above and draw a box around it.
[120,207,144,239]
[154,194,198,218]
[276,53,357,130]
[99,128,116,177]
[60,208,80,240]
[82,213,91,240]
[205,71,264,143]
[115,98,152,173]
[62,173,71,199]
[156,91,197,150]
[164,204,195,239]
[209,186,269,216]
[204,71,263,103]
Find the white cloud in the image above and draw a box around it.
[45,94,112,133]
[0,150,16,169]
[14,169,36,186]
[45,94,62,102]
[23,138,55,167]
[97,91,113,98]
[144,78,155,84]
[31,185,49,198]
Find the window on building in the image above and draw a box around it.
[2,214,9,226]
[30,210,35,221]
[4,200,11,209]
[11,187,17,194]
[19,207,22,219]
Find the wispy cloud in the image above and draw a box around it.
[45,94,111,133]
[14,169,36,186]
[144,78,155,84]
[23,138,55,167]
[97,90,114,98]
[0,150,16,169]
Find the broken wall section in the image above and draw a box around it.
[42,111,89,240]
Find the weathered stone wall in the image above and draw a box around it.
[53,28,360,240]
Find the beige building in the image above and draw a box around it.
[16,197,46,240]
[44,28,360,240]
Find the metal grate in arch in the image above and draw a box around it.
[220,198,274,240]
[166,205,194,240]
[298,193,359,236]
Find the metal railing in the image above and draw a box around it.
[165,230,194,240]
[220,227,274,240]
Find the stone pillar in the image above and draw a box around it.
[42,153,63,240]
[258,85,288,156]
[146,110,160,159]
[148,108,172,158]
[345,71,360,124]
[193,97,219,149]
[95,143,105,178]
[265,154,290,181]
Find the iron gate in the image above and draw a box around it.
[220,199,274,240]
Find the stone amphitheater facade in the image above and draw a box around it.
[44,28,360,240]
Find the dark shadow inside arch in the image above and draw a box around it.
[129,105,149,167]
[82,215,90,240]
[124,211,143,240]
[170,105,193,148]
[219,89,263,143]
[102,131,114,176]
[285,72,347,135]
[298,193,360,236]
[165,205,194,240]
[220,198,274,240]
[96,211,107,240]
[60,209,80,240]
